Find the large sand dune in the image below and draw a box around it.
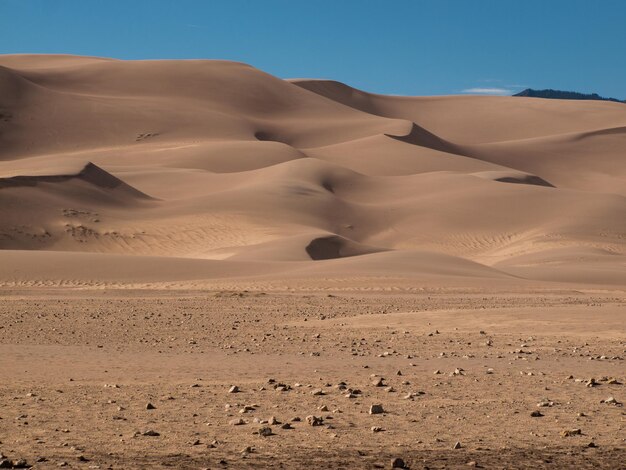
[1,54,625,287]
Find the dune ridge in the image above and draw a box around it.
[0,54,625,287]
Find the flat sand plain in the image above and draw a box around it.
[1,286,624,469]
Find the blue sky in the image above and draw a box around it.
[1,0,625,98]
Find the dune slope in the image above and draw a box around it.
[0,55,625,286]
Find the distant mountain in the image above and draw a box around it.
[514,88,625,103]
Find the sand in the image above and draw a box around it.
[0,55,624,469]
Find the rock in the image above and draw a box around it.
[537,400,554,407]
[268,416,279,425]
[530,410,543,417]
[319,405,329,412]
[369,404,384,414]
[142,430,160,436]
[280,423,293,429]
[258,426,273,437]
[601,396,621,405]
[146,402,156,410]
[12,460,30,469]
[372,377,386,387]
[229,418,245,426]
[371,426,384,433]
[0,461,11,469]
[241,446,254,454]
[229,385,240,393]
[434,370,442,374]
[588,441,598,448]
[305,415,323,426]
[467,462,478,467]
[560,429,582,437]
[390,457,406,468]
[311,388,325,396]
[453,441,462,449]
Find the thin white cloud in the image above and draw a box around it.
[461,87,511,95]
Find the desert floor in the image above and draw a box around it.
[1,286,624,469]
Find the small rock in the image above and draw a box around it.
[306,415,323,426]
[311,388,325,396]
[601,396,621,405]
[142,430,160,436]
[453,441,462,449]
[390,457,406,468]
[280,423,293,429]
[560,429,582,437]
[371,426,384,433]
[257,426,273,437]
[229,418,246,426]
[372,377,385,387]
[145,403,156,410]
[229,385,240,393]
[530,410,543,417]
[369,404,384,415]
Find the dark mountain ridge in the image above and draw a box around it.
[514,88,625,103]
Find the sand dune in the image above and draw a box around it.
[0,54,625,287]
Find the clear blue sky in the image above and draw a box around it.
[1,0,625,98]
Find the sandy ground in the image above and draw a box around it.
[1,287,624,469]
[0,54,625,468]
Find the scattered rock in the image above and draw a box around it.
[369,404,385,415]
[306,415,323,426]
[372,377,386,387]
[601,396,621,405]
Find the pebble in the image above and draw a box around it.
[601,396,621,405]
[306,415,323,426]
[369,404,385,414]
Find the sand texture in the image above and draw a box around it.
[0,55,624,469]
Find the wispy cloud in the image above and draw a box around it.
[461,87,512,95]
